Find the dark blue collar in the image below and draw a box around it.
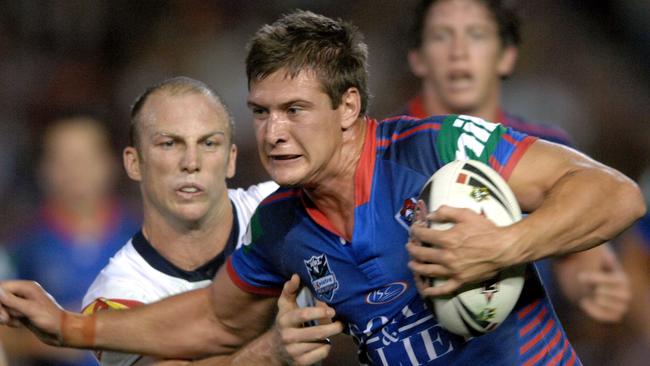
[131,201,239,282]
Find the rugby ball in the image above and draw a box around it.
[416,160,525,338]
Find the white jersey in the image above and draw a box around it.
[82,182,287,366]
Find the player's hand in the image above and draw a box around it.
[576,249,630,323]
[0,280,67,346]
[406,205,512,297]
[273,274,343,366]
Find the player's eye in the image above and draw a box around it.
[468,28,489,41]
[160,139,175,148]
[428,29,450,43]
[204,139,219,148]
[251,107,268,118]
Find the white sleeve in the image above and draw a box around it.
[82,250,151,366]
[227,181,278,212]
[228,181,278,228]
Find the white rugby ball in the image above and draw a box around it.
[416,159,525,338]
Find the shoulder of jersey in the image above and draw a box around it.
[258,187,302,208]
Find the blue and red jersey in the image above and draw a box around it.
[229,114,580,365]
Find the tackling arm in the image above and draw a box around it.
[552,243,631,322]
[0,266,277,359]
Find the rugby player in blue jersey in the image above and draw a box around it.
[0,9,644,366]
[403,0,631,325]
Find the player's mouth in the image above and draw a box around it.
[447,70,474,91]
[175,183,205,199]
[270,154,302,162]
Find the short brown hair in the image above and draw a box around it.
[246,10,370,116]
[411,0,521,49]
[129,76,234,149]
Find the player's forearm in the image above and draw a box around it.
[187,329,284,366]
[552,245,606,304]
[64,287,240,358]
[507,166,644,264]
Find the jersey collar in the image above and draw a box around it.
[132,201,239,282]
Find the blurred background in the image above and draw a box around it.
[0,0,648,365]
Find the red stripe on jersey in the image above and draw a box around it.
[567,347,577,366]
[518,299,541,319]
[489,156,504,172]
[501,136,537,181]
[261,190,301,206]
[299,118,377,241]
[393,123,442,143]
[382,115,419,123]
[520,317,555,355]
[377,123,442,149]
[355,118,378,207]
[519,307,548,337]
[302,193,347,240]
[226,258,282,297]
[548,338,571,366]
[502,133,517,145]
[525,328,562,366]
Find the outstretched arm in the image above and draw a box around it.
[552,244,630,323]
[408,140,645,296]
[0,266,277,359]
[159,275,344,366]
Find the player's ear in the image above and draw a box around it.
[408,48,428,78]
[497,46,518,78]
[123,146,142,182]
[226,143,237,179]
[339,87,362,130]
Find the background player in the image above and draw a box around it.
[403,0,631,324]
[0,10,645,366]
[81,76,284,365]
[1,116,140,366]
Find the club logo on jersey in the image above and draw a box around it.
[395,197,428,230]
[394,197,417,230]
[304,254,339,301]
[366,281,408,305]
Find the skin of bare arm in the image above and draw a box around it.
[0,267,276,359]
[407,140,646,296]
[144,275,344,366]
[619,230,650,339]
[552,243,631,322]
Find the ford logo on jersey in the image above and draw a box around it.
[366,281,408,304]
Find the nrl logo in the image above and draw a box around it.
[304,254,339,301]
[470,186,490,202]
